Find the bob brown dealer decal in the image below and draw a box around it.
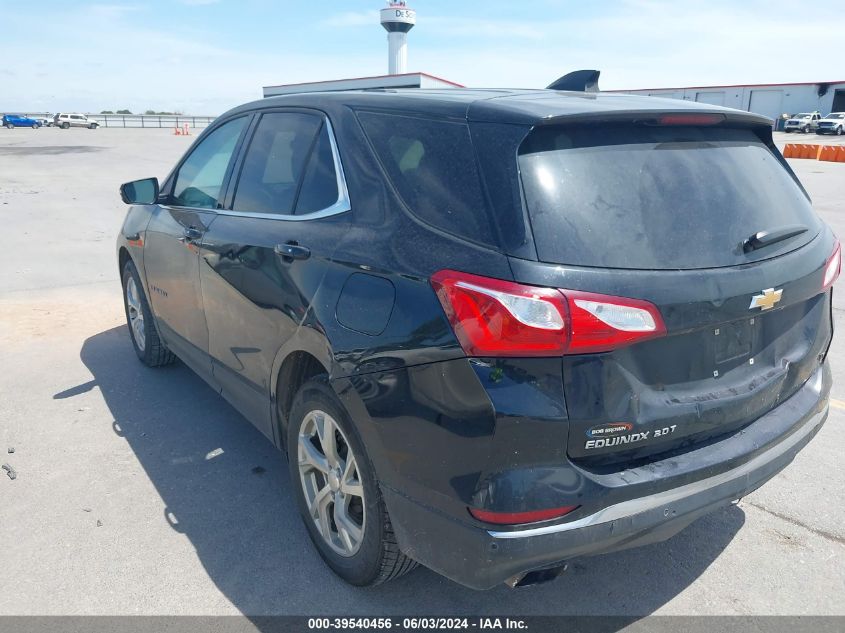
[585,423,677,449]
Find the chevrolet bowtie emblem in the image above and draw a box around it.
[749,287,783,311]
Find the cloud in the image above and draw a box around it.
[320,10,379,28]
[0,3,381,114]
[412,0,842,90]
[0,0,841,113]
[424,17,543,41]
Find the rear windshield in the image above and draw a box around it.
[518,125,820,269]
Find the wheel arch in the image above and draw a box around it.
[118,245,132,277]
[271,326,335,448]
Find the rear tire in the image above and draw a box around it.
[121,260,176,367]
[287,378,417,586]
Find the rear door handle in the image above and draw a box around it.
[179,226,203,242]
[274,242,311,261]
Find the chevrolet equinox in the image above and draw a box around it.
[116,79,837,590]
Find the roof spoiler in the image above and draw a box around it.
[547,70,600,93]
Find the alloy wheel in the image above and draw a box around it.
[297,409,366,557]
[125,276,146,352]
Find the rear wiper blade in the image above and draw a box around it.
[742,225,808,254]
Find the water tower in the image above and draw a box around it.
[380,2,416,75]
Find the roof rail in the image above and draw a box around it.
[547,70,600,93]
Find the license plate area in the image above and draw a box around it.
[715,317,759,367]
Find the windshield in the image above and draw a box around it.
[825,113,845,119]
[518,125,821,270]
[794,113,812,118]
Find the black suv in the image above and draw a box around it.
[116,85,837,590]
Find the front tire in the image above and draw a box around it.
[121,260,176,367]
[89,123,97,129]
[61,122,69,129]
[838,126,843,136]
[287,378,417,586]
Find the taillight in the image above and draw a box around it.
[565,290,666,354]
[823,240,841,290]
[430,270,568,356]
[431,270,666,357]
[468,505,579,525]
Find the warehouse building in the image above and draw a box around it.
[263,72,462,97]
[608,80,845,124]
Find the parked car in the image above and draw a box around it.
[116,84,836,590]
[784,111,821,133]
[54,113,99,129]
[28,114,52,127]
[2,114,40,129]
[816,112,845,136]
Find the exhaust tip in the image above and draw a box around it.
[505,563,568,589]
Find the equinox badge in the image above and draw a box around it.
[749,287,783,311]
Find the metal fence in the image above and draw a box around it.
[22,112,216,129]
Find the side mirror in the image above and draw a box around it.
[120,177,159,205]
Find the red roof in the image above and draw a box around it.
[264,72,464,90]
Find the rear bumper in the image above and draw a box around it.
[383,363,830,590]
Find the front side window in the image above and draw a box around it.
[172,117,246,209]
[232,112,338,216]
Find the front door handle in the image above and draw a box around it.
[179,226,203,242]
[274,242,311,261]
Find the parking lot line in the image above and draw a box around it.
[829,398,845,411]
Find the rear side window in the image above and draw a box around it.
[172,117,246,209]
[357,111,494,246]
[519,125,821,269]
[295,124,340,214]
[233,112,338,216]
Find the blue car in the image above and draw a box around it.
[2,114,40,129]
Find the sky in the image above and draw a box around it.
[0,0,842,115]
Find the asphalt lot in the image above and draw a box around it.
[0,127,844,616]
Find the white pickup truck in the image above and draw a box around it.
[816,112,845,136]
[784,112,822,133]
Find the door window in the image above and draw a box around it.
[172,117,247,209]
[232,112,338,216]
